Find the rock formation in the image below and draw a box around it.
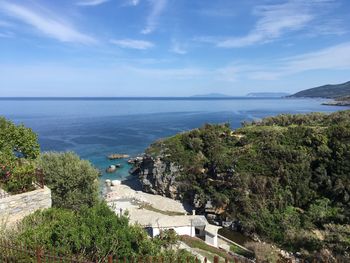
[134,155,182,200]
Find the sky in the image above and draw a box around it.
[0,0,350,97]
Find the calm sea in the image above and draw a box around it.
[0,97,347,181]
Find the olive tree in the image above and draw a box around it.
[39,152,99,210]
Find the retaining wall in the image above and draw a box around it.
[0,186,51,227]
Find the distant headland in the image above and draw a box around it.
[289,80,350,106]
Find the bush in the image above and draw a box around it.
[1,161,36,193]
[11,203,195,261]
[38,152,99,210]
[15,203,159,259]
[0,117,40,193]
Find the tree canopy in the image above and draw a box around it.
[38,152,100,210]
[0,117,40,193]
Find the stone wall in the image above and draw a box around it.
[0,186,51,227]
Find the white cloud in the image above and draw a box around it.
[0,2,96,44]
[196,0,335,48]
[126,66,206,79]
[141,0,167,34]
[76,0,110,6]
[127,0,140,6]
[110,39,154,50]
[249,42,350,80]
[216,66,238,82]
[218,1,316,48]
[170,40,187,55]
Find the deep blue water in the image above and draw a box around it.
[0,97,347,181]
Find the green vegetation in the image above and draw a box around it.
[290,80,350,98]
[0,117,40,193]
[15,203,158,259]
[2,202,193,261]
[0,118,195,261]
[146,110,350,260]
[180,235,235,261]
[138,203,185,216]
[38,152,100,210]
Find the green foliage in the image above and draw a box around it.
[15,203,159,259]
[1,161,36,193]
[0,117,40,193]
[146,110,350,259]
[180,235,236,261]
[38,152,99,210]
[11,203,195,261]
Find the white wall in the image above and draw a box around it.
[205,231,218,247]
[151,226,195,237]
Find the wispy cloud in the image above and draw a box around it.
[126,0,140,6]
[76,0,110,6]
[197,0,335,48]
[127,66,205,79]
[0,2,96,44]
[110,39,154,50]
[249,42,350,80]
[141,0,167,34]
[219,1,316,48]
[170,40,187,55]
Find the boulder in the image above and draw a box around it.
[106,165,117,173]
[105,179,111,186]
[111,180,121,186]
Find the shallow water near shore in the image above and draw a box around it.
[0,97,348,182]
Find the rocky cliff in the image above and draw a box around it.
[134,156,182,199]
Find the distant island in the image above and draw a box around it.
[246,92,290,98]
[290,80,350,106]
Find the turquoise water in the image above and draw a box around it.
[0,97,347,181]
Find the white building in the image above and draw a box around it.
[129,210,221,247]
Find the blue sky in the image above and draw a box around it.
[0,0,350,96]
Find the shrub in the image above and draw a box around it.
[38,152,99,210]
[15,203,159,259]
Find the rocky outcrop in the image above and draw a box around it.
[108,154,130,160]
[134,155,182,199]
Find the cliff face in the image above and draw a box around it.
[136,156,182,199]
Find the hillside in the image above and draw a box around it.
[290,81,350,98]
[135,110,350,261]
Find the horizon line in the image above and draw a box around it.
[0,96,289,100]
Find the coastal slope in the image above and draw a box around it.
[134,110,350,260]
[290,81,350,98]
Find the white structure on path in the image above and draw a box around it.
[105,182,221,247]
[129,209,221,247]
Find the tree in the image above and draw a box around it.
[0,117,40,161]
[38,152,99,210]
[0,117,40,193]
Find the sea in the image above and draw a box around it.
[0,97,348,182]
